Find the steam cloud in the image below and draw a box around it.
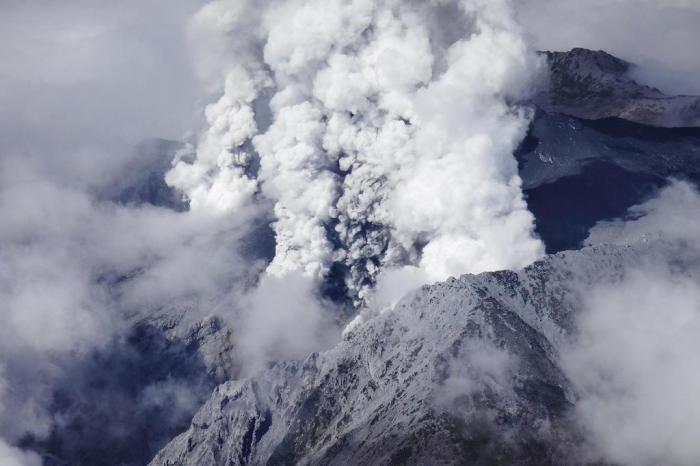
[0,154,260,462]
[169,0,545,313]
[2,0,546,457]
[566,270,700,466]
[0,1,255,460]
[0,439,41,466]
[2,0,698,464]
[563,181,700,466]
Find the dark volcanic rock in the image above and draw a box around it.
[535,48,700,128]
[517,111,700,253]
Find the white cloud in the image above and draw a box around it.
[563,181,700,466]
[437,338,517,409]
[564,269,700,466]
[173,0,545,309]
[237,273,340,373]
[6,1,698,460]
[586,180,700,246]
[0,0,545,458]
[0,157,260,446]
[0,439,41,466]
[0,0,203,187]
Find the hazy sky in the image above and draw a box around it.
[1,0,698,187]
[0,2,699,464]
[0,0,204,186]
[515,0,700,94]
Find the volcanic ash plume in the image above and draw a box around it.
[168,0,545,306]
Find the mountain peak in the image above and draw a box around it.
[543,48,631,77]
[535,48,700,128]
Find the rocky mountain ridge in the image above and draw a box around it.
[150,240,684,466]
[535,48,700,127]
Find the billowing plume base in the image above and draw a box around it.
[168,0,544,306]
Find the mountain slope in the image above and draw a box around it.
[150,241,679,466]
[29,47,700,466]
[534,48,700,128]
[517,111,700,253]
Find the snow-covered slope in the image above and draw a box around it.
[535,48,700,127]
[150,241,682,466]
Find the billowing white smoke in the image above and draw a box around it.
[0,437,40,466]
[586,180,700,248]
[565,270,700,466]
[170,0,544,308]
[563,181,700,466]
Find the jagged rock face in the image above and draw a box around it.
[535,48,700,127]
[138,307,241,384]
[150,244,649,466]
